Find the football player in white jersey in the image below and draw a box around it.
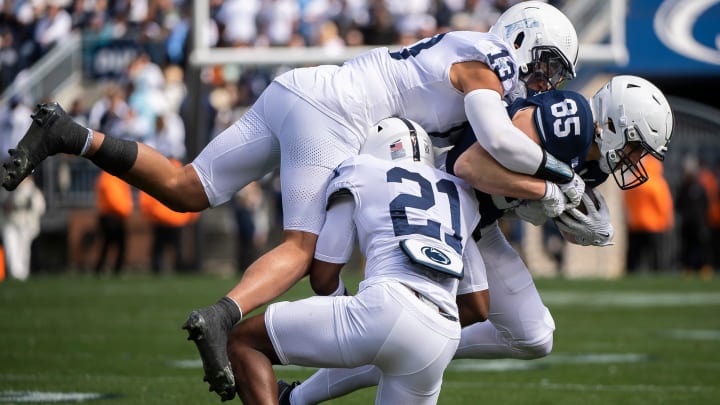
[0,2,581,398]
[281,76,674,405]
[225,117,485,404]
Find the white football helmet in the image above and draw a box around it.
[361,117,435,167]
[490,1,578,90]
[591,75,674,190]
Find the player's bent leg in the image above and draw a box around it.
[227,313,281,404]
[515,323,554,359]
[456,312,554,360]
[456,222,556,360]
[267,283,459,404]
[376,330,457,405]
[290,365,381,405]
[2,103,88,190]
[182,230,316,401]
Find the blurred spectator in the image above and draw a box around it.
[68,96,88,126]
[298,0,340,46]
[359,0,399,45]
[385,0,433,40]
[675,156,712,279]
[165,1,191,66]
[94,169,133,275]
[317,20,345,55]
[697,158,720,272]
[257,0,301,47]
[146,111,186,161]
[138,159,199,274]
[69,0,96,30]
[0,28,21,93]
[126,52,165,141]
[162,64,187,113]
[33,0,73,58]
[88,83,130,137]
[468,0,514,32]
[215,0,261,47]
[0,1,42,84]
[623,157,674,273]
[0,94,33,161]
[232,181,269,273]
[0,177,45,281]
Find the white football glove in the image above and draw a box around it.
[558,172,585,210]
[555,188,614,246]
[514,202,548,225]
[539,173,585,218]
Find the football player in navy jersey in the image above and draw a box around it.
[282,76,674,405]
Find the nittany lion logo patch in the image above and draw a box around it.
[421,246,451,265]
[400,239,463,279]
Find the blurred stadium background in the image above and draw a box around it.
[0,0,716,278]
[1,0,719,279]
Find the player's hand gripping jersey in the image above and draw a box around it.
[323,154,484,318]
[275,31,520,141]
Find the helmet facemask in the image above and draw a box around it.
[522,46,575,91]
[600,121,662,190]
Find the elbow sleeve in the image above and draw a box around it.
[315,195,356,263]
[464,89,543,175]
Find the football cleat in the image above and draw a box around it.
[2,102,86,191]
[278,380,301,405]
[182,309,236,401]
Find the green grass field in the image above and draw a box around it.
[1,271,719,404]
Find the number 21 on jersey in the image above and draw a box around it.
[386,167,465,278]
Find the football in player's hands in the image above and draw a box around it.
[575,187,599,215]
[553,187,613,246]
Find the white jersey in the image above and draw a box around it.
[276,31,520,145]
[325,155,482,316]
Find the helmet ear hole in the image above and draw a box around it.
[607,118,616,134]
[513,32,525,49]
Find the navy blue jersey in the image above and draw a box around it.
[446,90,596,232]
